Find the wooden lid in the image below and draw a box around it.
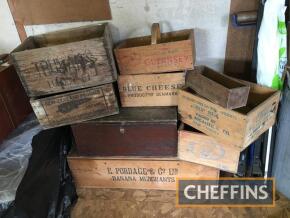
[84,107,177,123]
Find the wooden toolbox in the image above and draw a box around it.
[115,23,195,75]
[178,81,280,150]
[11,24,117,97]
[71,107,177,156]
[118,72,185,107]
[68,155,219,190]
[31,83,119,129]
[186,66,250,109]
[178,123,240,173]
[0,64,32,143]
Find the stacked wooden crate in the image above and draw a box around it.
[115,23,193,107]
[178,66,280,172]
[10,23,280,191]
[68,24,220,190]
[10,24,119,129]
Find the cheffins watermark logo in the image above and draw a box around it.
[177,178,275,207]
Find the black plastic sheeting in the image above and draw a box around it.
[1,127,78,218]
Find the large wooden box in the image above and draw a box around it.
[178,123,240,173]
[68,155,219,190]
[186,66,250,109]
[115,24,195,75]
[0,65,32,143]
[31,83,119,129]
[72,107,177,156]
[178,81,280,150]
[11,24,117,97]
[118,72,185,107]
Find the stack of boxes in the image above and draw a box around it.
[115,23,194,107]
[178,66,280,172]
[11,24,119,129]
[69,23,220,190]
[10,23,280,191]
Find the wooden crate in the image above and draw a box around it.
[11,24,117,97]
[118,72,185,107]
[186,66,250,109]
[0,64,32,144]
[178,81,280,150]
[115,23,195,75]
[68,155,219,190]
[31,83,119,129]
[72,107,177,157]
[178,123,240,173]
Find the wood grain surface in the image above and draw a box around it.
[115,29,195,75]
[72,107,178,157]
[186,66,250,109]
[68,156,219,190]
[178,82,280,150]
[224,0,259,79]
[11,24,117,97]
[178,123,240,173]
[118,72,185,107]
[7,0,111,25]
[31,84,119,129]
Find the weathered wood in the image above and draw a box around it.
[178,82,280,150]
[68,155,219,190]
[31,83,119,129]
[7,0,111,25]
[118,72,185,107]
[11,24,117,97]
[151,23,161,45]
[72,107,178,156]
[186,66,250,109]
[178,123,240,173]
[115,29,195,75]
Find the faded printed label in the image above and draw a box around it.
[38,85,117,127]
[179,92,242,144]
[121,83,184,98]
[119,73,185,106]
[106,166,178,183]
[246,101,278,142]
[29,51,108,88]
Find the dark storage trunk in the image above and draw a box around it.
[0,65,32,144]
[71,107,178,156]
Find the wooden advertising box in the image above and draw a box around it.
[0,65,32,143]
[115,23,195,75]
[72,107,178,157]
[68,155,220,190]
[178,81,280,150]
[11,24,117,97]
[178,123,240,173]
[31,83,119,129]
[186,66,250,109]
[118,72,185,107]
